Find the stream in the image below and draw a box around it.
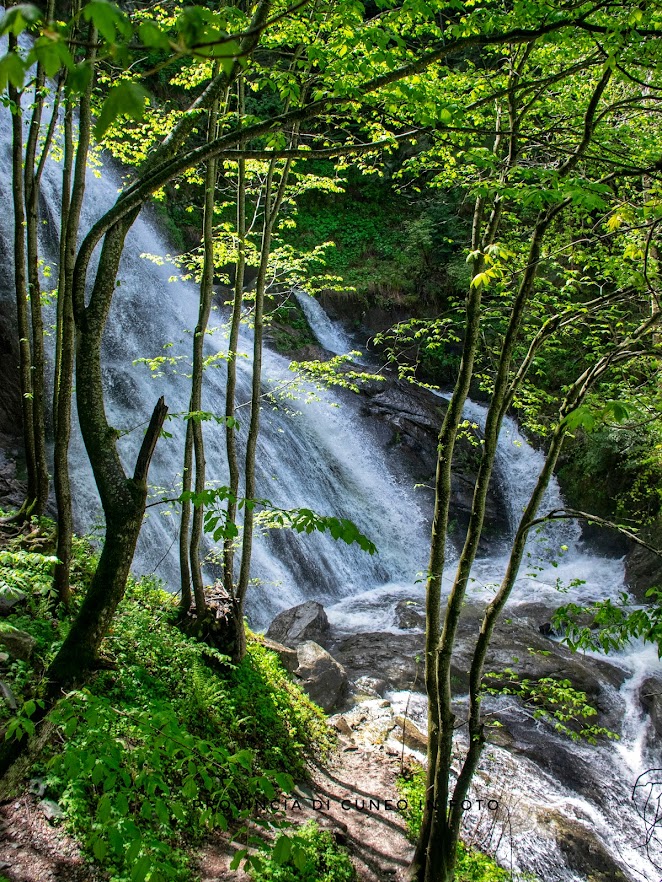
[0,102,661,881]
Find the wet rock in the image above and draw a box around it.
[0,587,27,617]
[261,637,298,674]
[331,699,396,748]
[331,631,425,693]
[393,716,427,752]
[394,599,425,630]
[548,811,629,882]
[330,602,626,733]
[357,379,508,539]
[640,676,662,737]
[28,778,47,798]
[625,537,662,603]
[295,641,348,712]
[266,601,330,648]
[0,624,36,660]
[353,676,388,697]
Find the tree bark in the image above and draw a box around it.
[48,213,167,689]
[53,16,96,605]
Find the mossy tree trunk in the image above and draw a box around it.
[47,214,168,689]
[53,15,96,606]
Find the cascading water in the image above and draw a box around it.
[1,95,661,881]
[301,285,662,881]
[292,287,360,357]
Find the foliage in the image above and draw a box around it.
[482,669,617,744]
[1,551,332,882]
[554,588,662,657]
[397,766,511,882]
[558,420,662,526]
[246,821,356,882]
[288,353,385,394]
[0,547,58,606]
[179,486,377,554]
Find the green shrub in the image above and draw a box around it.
[397,765,511,882]
[248,821,356,882]
[1,548,333,882]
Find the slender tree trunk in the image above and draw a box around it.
[8,37,38,518]
[188,89,222,613]
[23,55,50,516]
[223,78,247,594]
[234,156,293,662]
[53,19,95,605]
[416,67,613,882]
[179,416,194,611]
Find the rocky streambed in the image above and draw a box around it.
[261,599,662,882]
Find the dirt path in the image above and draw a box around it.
[199,734,416,882]
[0,728,416,882]
[0,795,103,882]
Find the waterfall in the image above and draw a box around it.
[1,95,662,882]
[292,287,360,357]
[0,102,431,628]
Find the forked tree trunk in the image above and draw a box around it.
[47,214,167,690]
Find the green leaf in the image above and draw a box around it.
[229,749,253,770]
[83,0,129,44]
[0,52,26,90]
[92,837,108,860]
[273,771,293,793]
[171,802,186,822]
[182,777,198,800]
[154,798,169,824]
[66,62,93,95]
[230,849,248,871]
[138,22,170,50]
[94,81,151,141]
[272,835,292,866]
[30,37,74,77]
[0,4,41,37]
[563,405,596,432]
[115,792,129,816]
[292,843,308,871]
[131,855,151,882]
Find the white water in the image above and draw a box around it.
[292,287,360,357]
[1,95,662,880]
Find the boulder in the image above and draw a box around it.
[394,599,425,630]
[261,637,298,674]
[640,676,662,737]
[394,716,428,752]
[547,811,629,882]
[353,675,388,697]
[329,699,396,748]
[266,601,330,648]
[331,631,424,692]
[0,587,27,617]
[38,799,64,823]
[625,542,662,602]
[294,641,348,712]
[0,624,36,660]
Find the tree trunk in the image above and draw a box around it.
[223,78,247,594]
[53,8,94,605]
[47,213,167,690]
[235,156,293,663]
